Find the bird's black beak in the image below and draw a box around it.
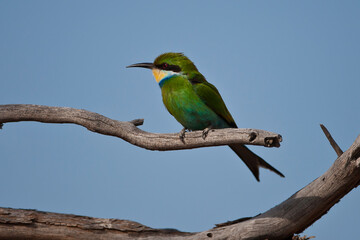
[126,62,154,69]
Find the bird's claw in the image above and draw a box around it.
[202,127,212,140]
[179,128,187,144]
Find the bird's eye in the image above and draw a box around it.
[162,63,169,69]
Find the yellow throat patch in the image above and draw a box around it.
[152,69,166,83]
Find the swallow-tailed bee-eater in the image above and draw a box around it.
[127,52,284,181]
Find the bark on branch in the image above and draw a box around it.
[1,104,359,239]
[1,135,359,240]
[320,124,343,157]
[0,104,282,150]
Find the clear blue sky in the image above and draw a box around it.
[1,1,359,239]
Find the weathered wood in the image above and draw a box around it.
[0,104,282,150]
[1,104,359,239]
[0,134,359,239]
[193,134,360,240]
[0,136,360,240]
[320,124,343,157]
[0,208,192,240]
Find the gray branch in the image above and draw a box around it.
[320,124,343,157]
[1,104,359,239]
[0,104,282,150]
[1,135,359,240]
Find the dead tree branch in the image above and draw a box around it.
[0,134,359,239]
[0,104,282,150]
[1,134,359,240]
[0,208,192,240]
[320,124,343,157]
[1,104,359,239]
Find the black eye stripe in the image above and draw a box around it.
[156,63,181,72]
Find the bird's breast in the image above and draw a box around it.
[161,79,230,130]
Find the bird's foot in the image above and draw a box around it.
[202,127,213,140]
[179,128,187,144]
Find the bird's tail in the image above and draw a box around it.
[229,144,284,181]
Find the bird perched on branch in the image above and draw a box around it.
[127,52,284,181]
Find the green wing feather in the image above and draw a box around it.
[189,73,237,128]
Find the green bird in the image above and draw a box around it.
[127,52,284,181]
